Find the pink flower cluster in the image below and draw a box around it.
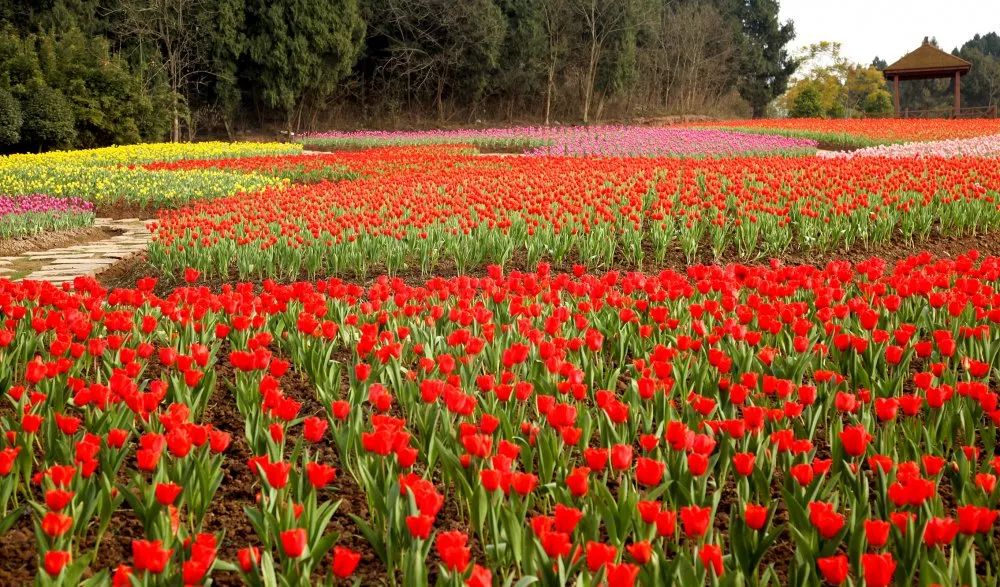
[0,194,94,219]
[301,125,817,157]
[820,134,1000,159]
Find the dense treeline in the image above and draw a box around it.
[872,34,1000,115]
[0,0,797,149]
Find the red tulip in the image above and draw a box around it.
[744,503,768,530]
[585,541,617,572]
[331,546,361,578]
[605,562,640,587]
[817,554,849,585]
[698,544,724,576]
[41,512,73,537]
[838,424,871,457]
[861,552,896,587]
[865,518,891,548]
[435,530,470,572]
[154,482,182,506]
[280,528,308,558]
[680,505,711,538]
[43,550,71,576]
[133,539,172,574]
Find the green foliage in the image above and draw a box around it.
[782,42,893,118]
[861,90,893,115]
[957,33,1000,109]
[731,0,798,117]
[0,86,21,146]
[18,79,76,149]
[244,0,365,126]
[4,0,991,131]
[789,84,823,118]
[0,25,168,151]
[492,0,548,113]
[196,0,247,130]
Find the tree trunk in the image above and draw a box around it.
[169,56,179,142]
[583,53,596,123]
[172,96,180,142]
[436,77,445,123]
[545,63,555,125]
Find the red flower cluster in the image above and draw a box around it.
[5,248,1000,583]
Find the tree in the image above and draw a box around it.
[731,0,797,117]
[34,28,165,146]
[112,0,217,141]
[243,0,365,131]
[18,79,76,149]
[537,0,573,124]
[492,0,548,122]
[957,33,1000,109]
[0,87,21,146]
[367,0,504,122]
[789,83,822,117]
[650,2,740,114]
[781,42,890,118]
[569,0,638,123]
[194,0,246,137]
[844,64,891,115]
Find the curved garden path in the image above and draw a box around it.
[0,218,152,284]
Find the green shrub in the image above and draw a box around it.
[0,87,21,146]
[18,81,77,149]
[790,85,824,118]
[862,90,894,116]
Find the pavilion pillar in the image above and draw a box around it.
[954,71,961,117]
[893,75,901,117]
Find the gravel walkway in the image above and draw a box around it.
[0,218,153,285]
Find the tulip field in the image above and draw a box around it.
[146,146,1000,281]
[297,126,818,157]
[7,124,1000,586]
[0,194,95,238]
[0,142,303,210]
[697,118,1000,150]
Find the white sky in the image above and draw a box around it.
[779,0,1000,65]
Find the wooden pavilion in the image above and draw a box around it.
[883,39,972,117]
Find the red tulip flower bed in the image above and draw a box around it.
[146,147,1000,281]
[4,249,1000,585]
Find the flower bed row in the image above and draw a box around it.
[696,118,1000,149]
[298,126,817,158]
[820,134,1000,159]
[0,142,302,209]
[148,147,1000,280]
[0,166,287,210]
[0,142,301,169]
[3,251,1000,585]
[0,194,95,239]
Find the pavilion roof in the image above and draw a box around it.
[884,41,971,79]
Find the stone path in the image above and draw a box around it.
[0,218,153,285]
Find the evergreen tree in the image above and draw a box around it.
[0,87,21,147]
[732,0,798,117]
[244,0,365,130]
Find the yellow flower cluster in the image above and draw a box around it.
[0,142,299,207]
[0,141,301,169]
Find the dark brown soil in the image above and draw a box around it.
[92,204,160,221]
[0,226,122,257]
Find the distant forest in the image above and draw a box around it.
[0,0,800,149]
[1,2,997,153]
